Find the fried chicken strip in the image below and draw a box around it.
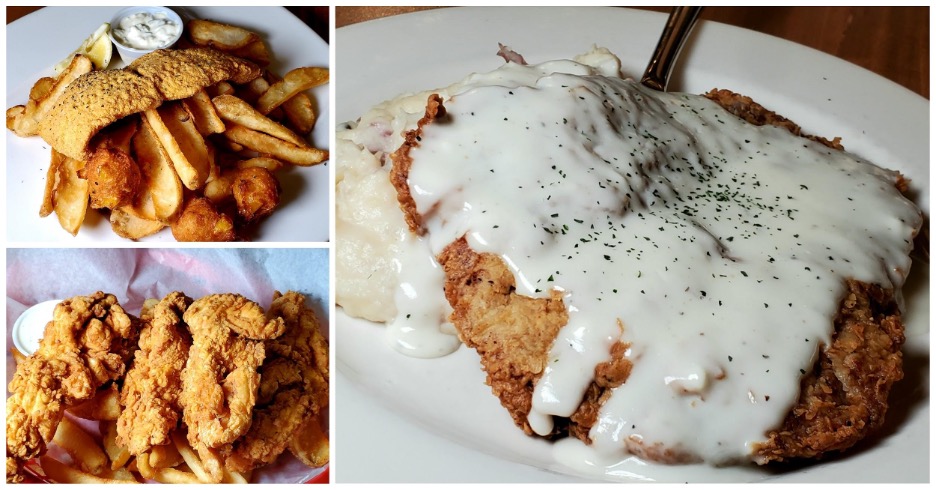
[180,294,285,482]
[117,292,193,456]
[6,292,139,482]
[225,291,329,472]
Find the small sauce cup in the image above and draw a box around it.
[12,299,62,356]
[108,6,183,64]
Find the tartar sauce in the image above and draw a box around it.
[336,48,922,466]
[112,11,180,50]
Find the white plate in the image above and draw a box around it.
[335,7,929,484]
[5,248,331,483]
[6,6,330,242]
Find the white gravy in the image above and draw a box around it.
[402,61,920,463]
[337,51,921,465]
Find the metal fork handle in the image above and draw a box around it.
[641,6,703,92]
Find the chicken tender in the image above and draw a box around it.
[117,292,193,456]
[179,294,285,482]
[6,292,139,482]
[225,291,329,472]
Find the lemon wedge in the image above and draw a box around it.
[54,22,113,73]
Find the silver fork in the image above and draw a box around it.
[641,6,703,92]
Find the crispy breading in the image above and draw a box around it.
[5,292,139,482]
[36,69,161,161]
[754,280,904,462]
[392,90,911,464]
[225,291,328,472]
[438,238,568,436]
[117,292,193,456]
[129,47,261,100]
[179,293,284,482]
[37,48,261,161]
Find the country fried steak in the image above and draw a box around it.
[389,88,910,464]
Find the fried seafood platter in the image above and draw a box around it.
[6,7,329,242]
[6,291,329,483]
[336,39,927,481]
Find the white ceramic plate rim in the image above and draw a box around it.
[336,6,929,484]
[6,6,331,243]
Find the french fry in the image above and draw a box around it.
[101,421,132,470]
[171,431,218,483]
[236,157,285,172]
[149,443,184,470]
[224,125,328,166]
[223,467,249,484]
[264,71,317,134]
[238,77,270,106]
[213,94,308,147]
[203,172,234,204]
[103,466,138,482]
[140,297,160,321]
[289,417,330,468]
[282,92,316,135]
[10,54,93,137]
[231,40,271,66]
[52,417,108,475]
[29,76,55,102]
[188,19,259,50]
[184,89,226,135]
[110,207,166,240]
[209,80,236,97]
[132,116,184,221]
[151,467,203,484]
[255,66,329,115]
[143,102,211,191]
[40,149,64,217]
[39,456,138,484]
[67,384,120,421]
[53,154,89,235]
[136,451,155,479]
[6,105,25,131]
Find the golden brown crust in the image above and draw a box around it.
[389,93,445,235]
[37,70,161,162]
[232,167,280,222]
[170,197,237,242]
[438,237,568,435]
[38,48,261,161]
[393,86,909,464]
[129,47,262,100]
[704,89,844,151]
[754,280,904,462]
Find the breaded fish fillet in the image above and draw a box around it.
[128,47,262,100]
[36,70,161,162]
[38,48,261,161]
